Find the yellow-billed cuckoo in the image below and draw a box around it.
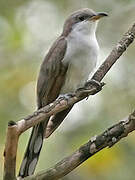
[19,8,108,177]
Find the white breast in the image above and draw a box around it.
[60,26,99,94]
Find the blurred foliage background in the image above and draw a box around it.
[0,0,135,179]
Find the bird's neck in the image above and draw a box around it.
[74,23,97,36]
[62,21,98,38]
[69,30,96,45]
[67,26,97,51]
[67,22,97,44]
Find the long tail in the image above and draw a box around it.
[18,106,73,178]
[18,119,49,178]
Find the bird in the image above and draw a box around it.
[19,8,108,177]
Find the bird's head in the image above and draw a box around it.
[62,8,108,36]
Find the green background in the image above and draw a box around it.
[0,0,135,179]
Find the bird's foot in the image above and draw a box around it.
[56,93,75,101]
[84,79,105,94]
[76,79,105,98]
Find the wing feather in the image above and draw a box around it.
[37,36,67,108]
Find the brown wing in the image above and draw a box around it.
[37,36,67,109]
[18,36,68,178]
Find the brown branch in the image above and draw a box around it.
[3,22,135,180]
[4,121,19,180]
[23,111,135,180]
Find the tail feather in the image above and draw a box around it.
[18,119,49,177]
[18,106,73,177]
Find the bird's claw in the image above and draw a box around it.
[84,79,105,94]
[76,80,105,98]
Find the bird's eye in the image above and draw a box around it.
[78,16,85,21]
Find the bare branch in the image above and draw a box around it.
[22,111,135,180]
[4,121,19,180]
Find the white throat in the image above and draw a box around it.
[72,20,98,35]
[61,21,99,94]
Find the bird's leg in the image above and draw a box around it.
[76,79,105,98]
